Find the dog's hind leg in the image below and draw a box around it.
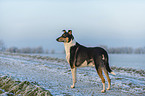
[71,68,77,88]
[94,57,106,92]
[97,68,106,93]
[103,69,111,90]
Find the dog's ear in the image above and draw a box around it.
[62,30,66,33]
[68,30,72,35]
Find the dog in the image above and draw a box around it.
[56,30,116,93]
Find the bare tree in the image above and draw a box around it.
[45,49,49,54]
[6,47,19,53]
[51,49,55,54]
[135,47,145,54]
[21,47,32,53]
[36,46,44,53]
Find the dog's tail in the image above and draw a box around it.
[106,62,116,75]
[102,54,116,75]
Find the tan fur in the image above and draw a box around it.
[103,69,111,90]
[79,60,95,67]
[97,68,106,93]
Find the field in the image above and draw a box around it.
[0,52,145,96]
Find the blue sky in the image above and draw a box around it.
[0,0,145,51]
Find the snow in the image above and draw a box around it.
[0,53,145,96]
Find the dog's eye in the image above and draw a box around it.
[62,34,66,37]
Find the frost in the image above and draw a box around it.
[0,76,52,96]
[0,52,145,96]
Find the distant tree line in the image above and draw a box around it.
[6,46,44,53]
[100,45,145,54]
[5,46,56,54]
[0,40,145,54]
[0,40,55,54]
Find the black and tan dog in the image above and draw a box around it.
[56,30,116,93]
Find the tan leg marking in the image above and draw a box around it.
[97,68,106,93]
[103,69,111,90]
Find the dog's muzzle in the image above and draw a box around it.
[56,37,64,42]
[56,37,69,42]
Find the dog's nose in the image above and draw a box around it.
[56,38,59,41]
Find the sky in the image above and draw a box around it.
[0,0,145,52]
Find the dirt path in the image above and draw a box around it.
[0,53,145,96]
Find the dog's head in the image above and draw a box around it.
[56,30,74,43]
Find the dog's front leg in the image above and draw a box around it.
[71,68,77,88]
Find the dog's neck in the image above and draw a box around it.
[64,39,76,63]
[64,39,76,54]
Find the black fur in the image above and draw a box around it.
[70,42,112,73]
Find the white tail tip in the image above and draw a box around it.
[111,72,116,75]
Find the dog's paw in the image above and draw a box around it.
[101,90,106,93]
[71,85,75,88]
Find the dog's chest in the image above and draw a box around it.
[64,45,71,63]
[64,40,76,63]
